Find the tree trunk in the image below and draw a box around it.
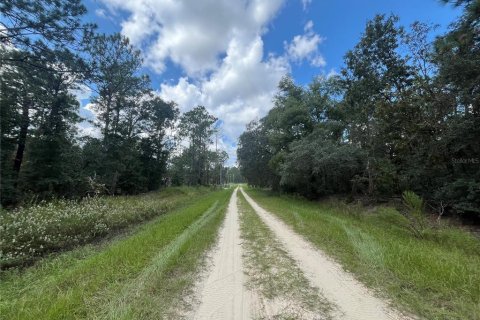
[45,86,61,135]
[104,94,112,139]
[113,103,120,135]
[13,97,31,177]
[110,171,119,195]
[367,158,374,195]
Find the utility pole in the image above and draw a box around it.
[215,132,220,186]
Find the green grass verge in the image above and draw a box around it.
[237,191,333,320]
[0,188,232,319]
[0,186,212,267]
[244,188,480,320]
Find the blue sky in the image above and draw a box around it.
[79,0,460,165]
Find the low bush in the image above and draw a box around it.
[0,187,206,268]
[402,190,428,237]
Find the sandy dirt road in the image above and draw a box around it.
[193,188,257,320]
[193,188,411,320]
[240,188,410,320]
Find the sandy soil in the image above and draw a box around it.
[192,188,412,320]
[240,188,412,320]
[193,188,258,320]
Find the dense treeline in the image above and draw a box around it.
[169,106,228,186]
[238,1,479,219]
[0,0,228,207]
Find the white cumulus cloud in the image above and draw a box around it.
[284,20,325,67]
[159,35,289,142]
[100,0,285,75]
[96,0,325,164]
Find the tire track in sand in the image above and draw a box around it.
[240,188,412,320]
[193,188,257,320]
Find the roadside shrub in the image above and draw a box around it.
[402,190,428,237]
[0,190,190,268]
